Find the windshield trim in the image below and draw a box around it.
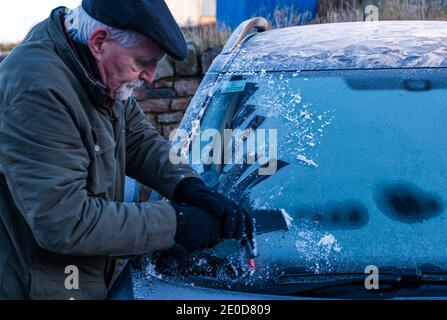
[219,66,447,76]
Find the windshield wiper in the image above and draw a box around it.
[251,269,447,296]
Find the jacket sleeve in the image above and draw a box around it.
[0,87,177,257]
[124,98,201,199]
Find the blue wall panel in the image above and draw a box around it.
[217,0,318,29]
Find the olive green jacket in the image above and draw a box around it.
[0,7,199,300]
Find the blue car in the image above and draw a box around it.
[112,18,447,300]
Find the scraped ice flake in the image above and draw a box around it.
[295,231,342,274]
[299,110,311,120]
[145,262,163,280]
[318,234,342,253]
[196,258,207,266]
[297,155,319,168]
[291,93,302,104]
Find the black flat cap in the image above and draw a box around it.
[82,0,187,60]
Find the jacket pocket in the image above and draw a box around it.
[88,128,117,198]
[28,249,108,300]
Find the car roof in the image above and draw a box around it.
[225,20,447,72]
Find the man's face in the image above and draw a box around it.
[89,31,165,100]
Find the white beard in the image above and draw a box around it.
[115,80,144,101]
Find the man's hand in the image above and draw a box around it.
[173,178,255,240]
[170,202,223,252]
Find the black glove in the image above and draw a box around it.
[171,202,223,252]
[173,178,254,240]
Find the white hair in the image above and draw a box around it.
[64,5,146,48]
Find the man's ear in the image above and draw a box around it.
[88,28,110,59]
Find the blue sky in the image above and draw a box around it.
[0,0,81,43]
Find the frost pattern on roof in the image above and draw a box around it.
[227,21,447,72]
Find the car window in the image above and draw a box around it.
[167,68,447,290]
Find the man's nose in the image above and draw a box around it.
[140,65,157,83]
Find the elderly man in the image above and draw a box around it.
[0,0,253,300]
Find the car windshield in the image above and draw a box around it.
[158,68,447,296]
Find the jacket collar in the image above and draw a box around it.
[46,7,122,118]
[72,40,102,83]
